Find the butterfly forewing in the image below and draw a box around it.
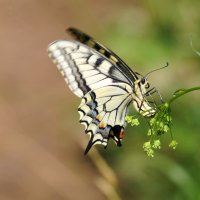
[67,27,139,84]
[48,40,133,97]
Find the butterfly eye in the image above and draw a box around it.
[141,78,146,85]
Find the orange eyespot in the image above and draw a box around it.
[120,130,125,139]
[99,122,105,129]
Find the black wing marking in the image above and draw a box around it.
[78,84,133,154]
[67,27,139,84]
[48,40,133,97]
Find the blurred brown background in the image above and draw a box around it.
[0,1,108,199]
[1,0,200,200]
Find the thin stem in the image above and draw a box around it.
[168,86,200,105]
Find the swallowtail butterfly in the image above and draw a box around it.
[48,27,158,154]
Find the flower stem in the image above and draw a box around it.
[168,86,200,105]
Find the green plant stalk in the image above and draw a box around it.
[168,87,200,105]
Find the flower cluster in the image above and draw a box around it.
[126,102,178,157]
[144,103,178,157]
[125,116,140,126]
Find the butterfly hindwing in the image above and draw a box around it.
[78,84,133,154]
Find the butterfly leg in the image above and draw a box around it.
[145,87,164,103]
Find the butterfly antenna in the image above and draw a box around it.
[145,62,169,78]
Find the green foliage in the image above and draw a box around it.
[169,140,178,149]
[125,116,140,126]
[126,87,200,157]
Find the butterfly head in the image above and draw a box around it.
[132,63,168,118]
[133,77,156,117]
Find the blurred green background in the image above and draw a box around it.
[1,0,200,200]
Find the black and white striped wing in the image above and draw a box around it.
[67,27,139,83]
[48,40,134,97]
[78,84,132,154]
[48,40,134,154]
